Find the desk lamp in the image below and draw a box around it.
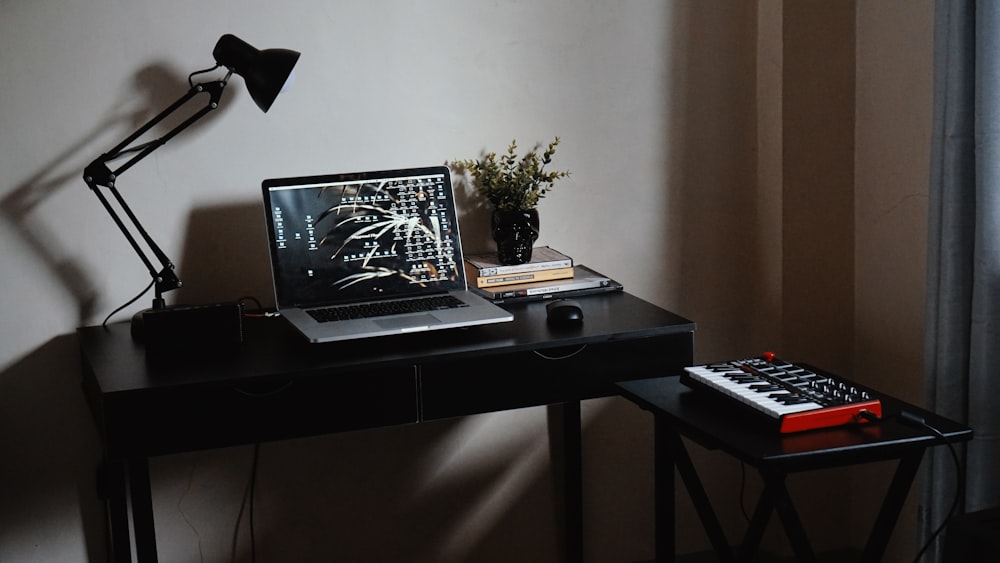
[83,34,299,339]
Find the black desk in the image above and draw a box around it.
[617,376,973,563]
[78,292,695,563]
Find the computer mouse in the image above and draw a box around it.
[546,299,584,326]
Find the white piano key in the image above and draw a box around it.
[685,365,823,418]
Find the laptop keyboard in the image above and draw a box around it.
[306,294,469,323]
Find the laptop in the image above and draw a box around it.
[261,165,514,343]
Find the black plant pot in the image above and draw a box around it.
[491,208,539,265]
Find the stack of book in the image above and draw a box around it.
[464,246,623,303]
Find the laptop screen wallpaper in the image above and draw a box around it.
[264,170,465,307]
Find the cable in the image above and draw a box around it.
[739,461,752,523]
[900,412,963,563]
[250,443,259,563]
[238,295,264,313]
[857,408,963,562]
[533,344,588,360]
[232,443,261,563]
[238,295,280,318]
[728,409,960,562]
[101,279,154,328]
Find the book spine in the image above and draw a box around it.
[491,277,609,299]
[483,284,620,304]
[472,266,575,288]
[468,257,573,277]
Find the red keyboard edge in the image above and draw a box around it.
[778,399,883,433]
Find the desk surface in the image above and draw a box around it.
[80,291,694,394]
[618,376,972,472]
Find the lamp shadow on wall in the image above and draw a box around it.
[0,62,230,325]
[170,202,275,308]
[0,64,240,562]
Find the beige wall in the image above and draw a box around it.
[0,1,935,561]
[854,1,935,559]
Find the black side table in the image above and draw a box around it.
[617,376,972,563]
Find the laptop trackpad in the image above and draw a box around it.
[375,314,441,330]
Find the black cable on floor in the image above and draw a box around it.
[232,443,261,563]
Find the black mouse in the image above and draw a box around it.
[546,299,584,326]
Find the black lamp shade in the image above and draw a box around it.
[213,34,300,112]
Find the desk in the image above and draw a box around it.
[79,292,695,563]
[617,376,973,563]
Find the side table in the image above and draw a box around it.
[617,376,973,562]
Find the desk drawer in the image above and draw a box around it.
[102,366,418,458]
[420,333,692,420]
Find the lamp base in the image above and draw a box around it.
[132,302,245,351]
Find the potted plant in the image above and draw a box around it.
[456,137,570,264]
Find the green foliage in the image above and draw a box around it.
[456,137,570,211]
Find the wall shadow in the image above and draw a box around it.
[667,1,772,361]
[1,62,232,325]
[3,330,579,562]
[146,405,571,562]
[171,201,275,309]
[94,202,587,561]
[659,1,787,557]
[0,334,106,562]
[449,161,495,256]
[1,205,623,562]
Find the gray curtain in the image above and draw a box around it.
[925,0,1000,560]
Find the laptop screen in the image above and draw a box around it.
[262,166,467,308]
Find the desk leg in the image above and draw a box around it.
[861,450,924,563]
[104,459,133,563]
[128,458,159,563]
[654,416,676,563]
[563,400,583,563]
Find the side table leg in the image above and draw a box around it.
[861,451,924,563]
[737,485,775,562]
[658,417,734,562]
[764,471,816,563]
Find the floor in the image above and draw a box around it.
[635,548,862,562]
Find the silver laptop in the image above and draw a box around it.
[261,165,513,343]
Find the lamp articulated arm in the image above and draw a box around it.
[83,34,299,323]
[83,77,230,309]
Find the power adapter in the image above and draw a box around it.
[135,301,245,352]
